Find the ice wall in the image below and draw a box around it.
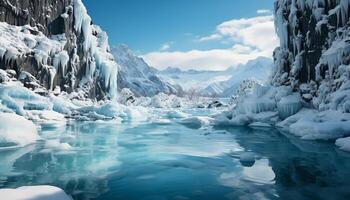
[272,0,350,111]
[0,0,118,100]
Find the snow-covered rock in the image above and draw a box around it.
[0,0,118,100]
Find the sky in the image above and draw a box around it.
[84,0,278,71]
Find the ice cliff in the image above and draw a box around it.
[0,0,118,100]
[215,0,350,151]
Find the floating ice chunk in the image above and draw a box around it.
[151,118,172,125]
[180,116,211,129]
[239,152,256,167]
[0,113,40,147]
[164,109,188,119]
[0,185,71,200]
[336,137,350,152]
[45,139,72,151]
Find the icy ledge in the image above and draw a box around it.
[0,185,71,200]
[214,85,350,152]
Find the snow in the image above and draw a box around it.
[336,137,350,152]
[45,139,72,151]
[277,93,302,119]
[73,0,119,99]
[112,45,177,97]
[0,185,71,200]
[179,116,212,129]
[0,23,63,85]
[0,113,40,147]
[0,82,52,116]
[158,57,272,97]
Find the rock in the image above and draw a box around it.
[207,100,224,108]
[0,0,117,100]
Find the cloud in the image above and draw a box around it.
[198,33,222,42]
[143,15,278,71]
[200,15,278,53]
[142,46,269,71]
[159,42,173,51]
[257,9,272,15]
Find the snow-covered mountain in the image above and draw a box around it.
[112,45,180,97]
[158,66,236,92]
[0,0,118,100]
[157,57,272,97]
[201,57,273,97]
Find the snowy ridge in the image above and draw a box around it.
[112,45,179,97]
[215,0,350,152]
[201,57,272,97]
[157,57,272,97]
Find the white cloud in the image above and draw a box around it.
[198,33,222,42]
[159,42,173,51]
[142,47,269,71]
[257,9,272,15]
[202,15,278,53]
[143,15,278,71]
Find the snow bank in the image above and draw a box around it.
[0,185,71,200]
[0,82,52,116]
[0,113,40,147]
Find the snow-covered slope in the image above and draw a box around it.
[158,57,272,97]
[215,0,350,152]
[158,67,233,92]
[201,57,273,97]
[112,45,180,97]
[0,0,118,100]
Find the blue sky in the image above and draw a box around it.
[84,0,278,70]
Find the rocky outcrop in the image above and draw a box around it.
[0,0,118,100]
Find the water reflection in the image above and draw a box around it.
[0,120,349,199]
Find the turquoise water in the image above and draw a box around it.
[0,114,350,200]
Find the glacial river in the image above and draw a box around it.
[0,109,350,200]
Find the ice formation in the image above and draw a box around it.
[0,0,118,100]
[215,0,350,152]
